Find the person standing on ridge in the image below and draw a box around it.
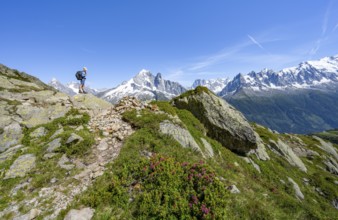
[76,67,87,94]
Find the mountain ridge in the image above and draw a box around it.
[220,55,338,97]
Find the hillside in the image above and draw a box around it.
[0,65,338,219]
[313,129,338,145]
[226,89,338,134]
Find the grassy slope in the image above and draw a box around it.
[58,101,338,219]
[313,129,338,145]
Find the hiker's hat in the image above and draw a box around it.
[83,67,87,71]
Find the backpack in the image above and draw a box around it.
[75,71,83,80]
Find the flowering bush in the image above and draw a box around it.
[131,154,228,219]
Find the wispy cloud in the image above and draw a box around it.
[322,4,331,35]
[334,23,338,32]
[187,41,251,71]
[310,1,333,55]
[166,35,304,86]
[309,39,322,55]
[247,35,265,50]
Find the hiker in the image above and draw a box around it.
[76,67,87,94]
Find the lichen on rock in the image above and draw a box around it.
[4,154,36,179]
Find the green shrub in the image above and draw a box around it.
[122,109,169,130]
[152,101,177,116]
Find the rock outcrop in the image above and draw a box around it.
[288,177,305,200]
[172,87,257,155]
[269,139,307,172]
[159,120,205,157]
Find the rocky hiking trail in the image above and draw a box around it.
[0,97,147,220]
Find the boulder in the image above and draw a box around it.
[172,87,257,155]
[5,154,36,179]
[0,122,23,153]
[200,138,214,157]
[159,120,204,156]
[227,185,240,194]
[0,75,16,89]
[0,145,23,162]
[66,133,83,144]
[269,139,307,172]
[248,132,270,161]
[13,209,41,220]
[64,207,94,220]
[50,128,64,139]
[16,103,69,128]
[46,138,62,153]
[73,94,112,113]
[30,127,47,138]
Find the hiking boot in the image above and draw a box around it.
[79,90,83,94]
[83,91,87,94]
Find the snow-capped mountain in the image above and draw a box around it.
[48,79,103,96]
[48,78,77,96]
[220,55,338,97]
[98,69,186,103]
[192,78,230,93]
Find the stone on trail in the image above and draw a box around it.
[66,133,84,144]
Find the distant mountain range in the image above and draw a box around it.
[49,55,338,134]
[220,55,338,97]
[191,78,230,93]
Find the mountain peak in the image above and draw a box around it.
[137,69,152,77]
[155,72,162,78]
[51,77,58,83]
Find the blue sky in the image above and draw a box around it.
[1,0,338,88]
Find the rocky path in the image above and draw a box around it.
[0,97,145,220]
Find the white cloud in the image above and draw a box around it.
[247,35,265,50]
